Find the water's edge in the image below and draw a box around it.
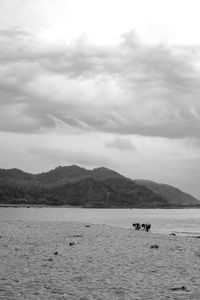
[1,207,200,237]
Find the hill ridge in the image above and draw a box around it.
[135,179,199,206]
[0,165,199,207]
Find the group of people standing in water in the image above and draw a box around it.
[132,223,151,232]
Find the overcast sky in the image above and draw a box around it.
[1,0,200,198]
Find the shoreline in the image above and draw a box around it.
[1,203,200,209]
[0,204,81,208]
[1,206,200,238]
[1,217,200,238]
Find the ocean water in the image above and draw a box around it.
[1,207,200,235]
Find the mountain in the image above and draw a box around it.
[135,179,200,206]
[35,165,123,186]
[35,165,90,185]
[0,168,34,182]
[50,177,168,208]
[0,166,199,207]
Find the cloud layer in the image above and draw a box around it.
[29,146,115,169]
[1,29,200,138]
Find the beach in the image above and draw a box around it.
[0,221,200,300]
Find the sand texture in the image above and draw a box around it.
[0,221,200,300]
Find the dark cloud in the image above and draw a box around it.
[1,28,200,138]
[105,137,136,152]
[0,28,32,38]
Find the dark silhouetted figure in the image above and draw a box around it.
[133,223,151,232]
[145,224,151,232]
[133,223,141,230]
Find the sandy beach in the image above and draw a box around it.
[0,221,200,300]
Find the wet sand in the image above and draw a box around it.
[0,221,200,299]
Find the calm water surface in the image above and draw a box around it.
[1,207,200,235]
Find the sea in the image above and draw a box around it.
[1,207,200,236]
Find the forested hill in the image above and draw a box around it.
[135,179,200,206]
[0,166,199,208]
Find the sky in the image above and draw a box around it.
[1,0,200,198]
